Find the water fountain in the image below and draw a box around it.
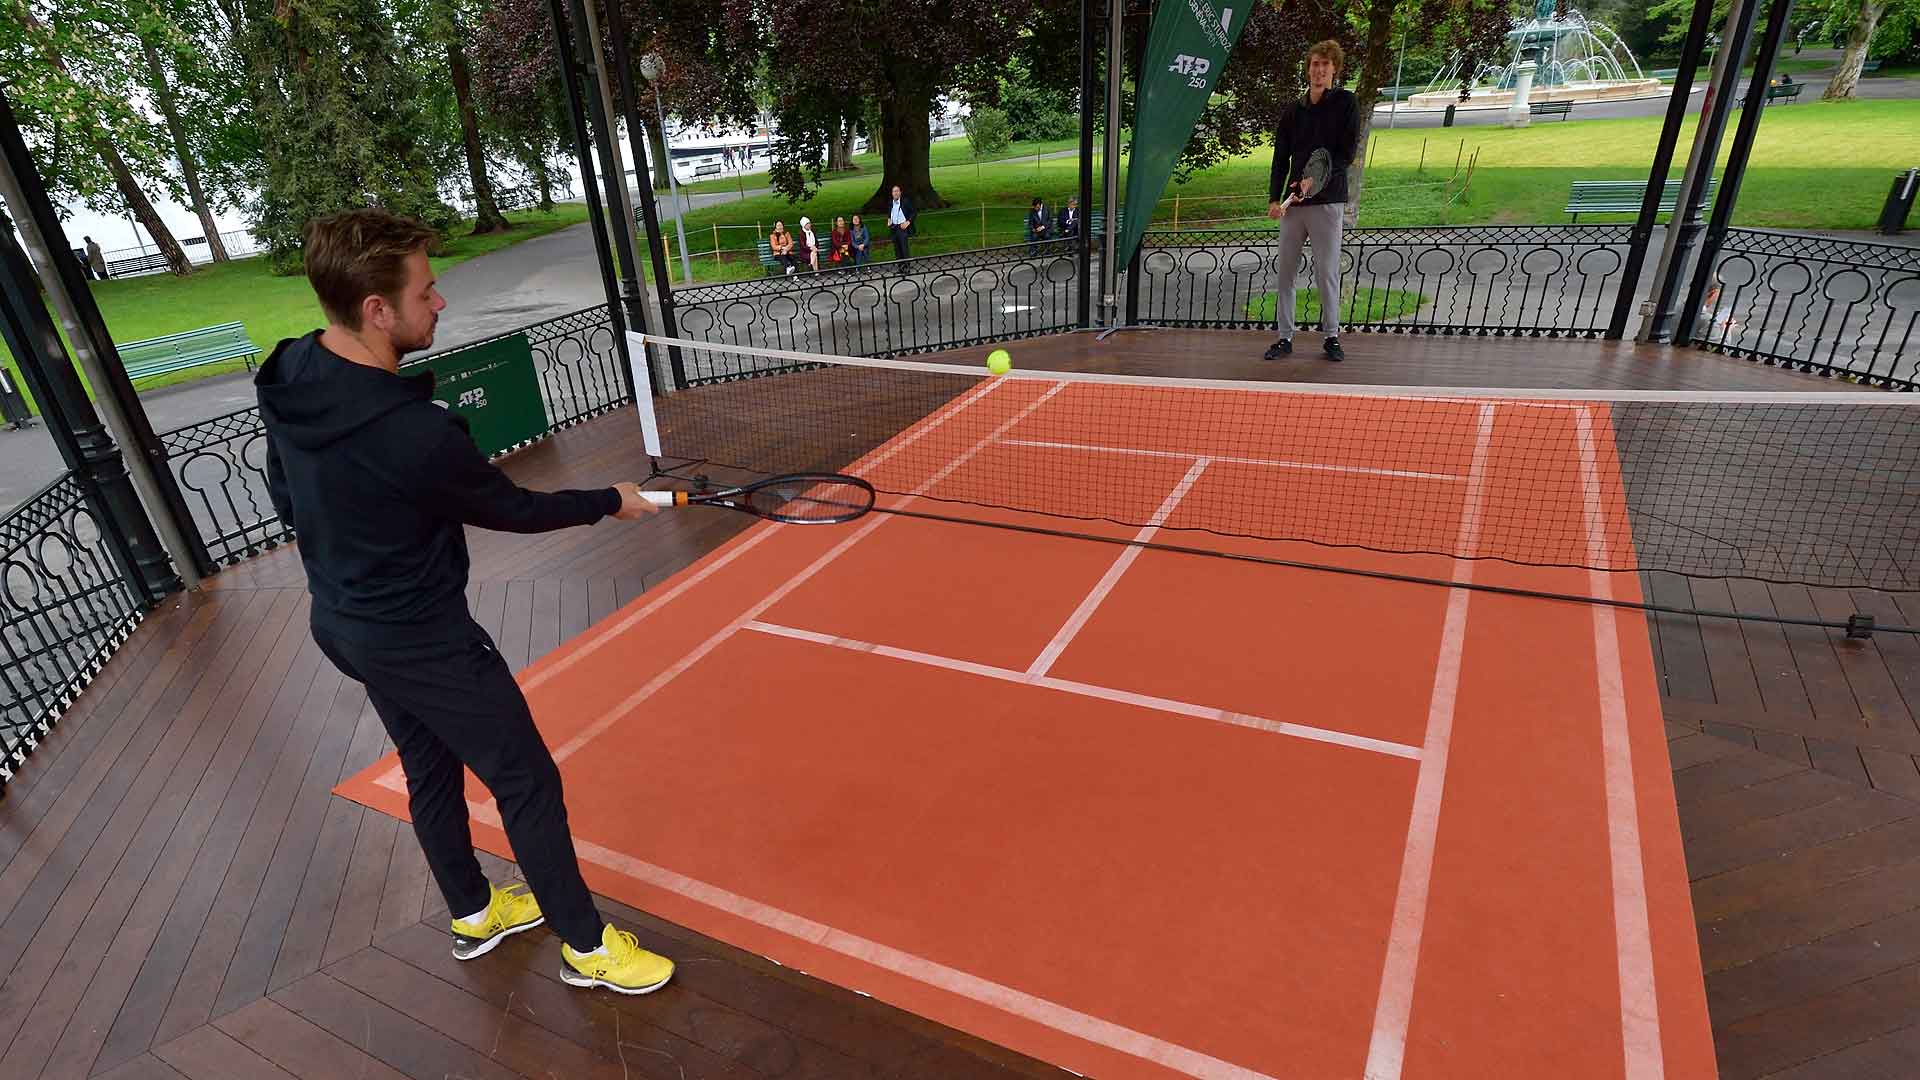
[1407,0,1664,111]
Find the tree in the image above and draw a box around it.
[137,2,228,260]
[471,0,572,210]
[243,0,459,273]
[1816,0,1920,99]
[754,0,1039,212]
[427,0,510,233]
[3,0,195,274]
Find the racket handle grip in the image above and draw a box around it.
[640,491,676,507]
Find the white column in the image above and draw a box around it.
[1507,60,1539,127]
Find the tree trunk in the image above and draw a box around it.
[21,4,191,275]
[1822,0,1887,101]
[140,36,228,261]
[866,83,942,211]
[1343,0,1397,224]
[529,144,554,211]
[642,113,671,192]
[827,117,850,172]
[445,30,509,233]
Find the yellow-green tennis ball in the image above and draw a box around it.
[987,349,1012,375]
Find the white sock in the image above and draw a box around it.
[458,902,490,925]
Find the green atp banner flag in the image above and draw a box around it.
[422,332,550,458]
[1116,0,1250,272]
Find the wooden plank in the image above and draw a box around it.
[1668,732,1747,771]
[1705,904,1920,1027]
[91,1053,190,1080]
[1770,584,1866,733]
[560,576,592,645]
[1807,587,1916,735]
[1647,571,1715,703]
[1700,855,1920,972]
[92,592,315,1072]
[588,576,618,627]
[152,1025,296,1080]
[1805,736,1872,787]
[1688,577,1766,713]
[269,970,524,1080]
[1853,589,1920,735]
[373,809,430,942]
[1691,817,1920,922]
[1713,960,1920,1080]
[211,998,409,1080]
[1860,748,1920,801]
[1728,579,1813,716]
[497,579,536,673]
[1673,750,1807,805]
[1684,789,1918,881]
[1759,1021,1920,1080]
[1681,768,1854,842]
[321,807,396,969]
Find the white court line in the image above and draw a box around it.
[1027,458,1211,677]
[1575,405,1665,1080]
[1363,402,1497,1080]
[746,620,1422,760]
[999,437,1464,483]
[538,383,1069,768]
[452,798,1278,1080]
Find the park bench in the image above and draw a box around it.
[1529,99,1575,121]
[1565,177,1718,222]
[104,251,174,278]
[1863,59,1882,74]
[116,322,261,383]
[1739,82,1803,107]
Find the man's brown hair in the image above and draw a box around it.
[303,209,439,330]
[1308,39,1344,72]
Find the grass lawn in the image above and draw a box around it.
[1245,286,1427,324]
[2,204,589,416]
[664,98,1919,283]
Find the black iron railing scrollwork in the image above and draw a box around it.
[1695,229,1920,392]
[158,304,627,568]
[1134,225,1634,338]
[669,240,1083,384]
[0,473,146,788]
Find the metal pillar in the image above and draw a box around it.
[1076,0,1096,328]
[1677,0,1798,344]
[548,0,636,403]
[1606,0,1717,339]
[600,0,687,389]
[1099,0,1123,329]
[1639,0,1764,343]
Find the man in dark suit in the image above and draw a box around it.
[1056,196,1081,239]
[1025,197,1050,244]
[886,184,915,270]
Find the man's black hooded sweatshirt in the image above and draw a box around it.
[256,331,620,640]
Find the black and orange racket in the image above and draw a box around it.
[641,473,875,524]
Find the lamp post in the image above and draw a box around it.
[638,52,693,285]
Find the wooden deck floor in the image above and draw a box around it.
[2,331,1916,1078]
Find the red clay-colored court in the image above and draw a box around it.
[338,374,1718,1078]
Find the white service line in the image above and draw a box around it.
[1363,402,1497,1080]
[455,798,1279,1080]
[1027,458,1211,677]
[746,620,1422,760]
[1574,405,1665,1080]
[538,382,1070,768]
[999,437,1464,483]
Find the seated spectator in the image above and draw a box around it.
[850,214,872,264]
[797,216,819,272]
[1055,196,1081,239]
[829,216,853,266]
[1025,197,1050,244]
[770,221,798,274]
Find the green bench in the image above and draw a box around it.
[1863,59,1882,75]
[117,322,261,382]
[1529,99,1574,120]
[1565,178,1718,222]
[1739,82,1803,107]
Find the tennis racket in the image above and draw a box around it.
[640,474,875,524]
[1278,148,1332,211]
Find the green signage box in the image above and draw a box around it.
[422,332,549,458]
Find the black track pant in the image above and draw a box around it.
[313,617,604,951]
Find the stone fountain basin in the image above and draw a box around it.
[1405,77,1666,110]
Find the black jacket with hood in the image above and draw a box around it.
[256,331,620,639]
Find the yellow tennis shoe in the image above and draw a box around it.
[560,924,675,995]
[450,882,544,960]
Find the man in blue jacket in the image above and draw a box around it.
[256,208,673,996]
[1267,40,1359,363]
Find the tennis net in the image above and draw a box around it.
[629,334,1920,593]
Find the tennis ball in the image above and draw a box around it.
[986,348,1012,375]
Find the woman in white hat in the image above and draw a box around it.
[797,216,820,273]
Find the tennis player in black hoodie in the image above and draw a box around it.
[256,208,672,995]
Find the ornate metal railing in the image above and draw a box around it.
[0,473,146,787]
[1134,225,1634,337]
[1695,229,1920,391]
[159,305,626,567]
[669,239,1083,383]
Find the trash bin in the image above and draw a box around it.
[1443,104,1457,128]
[1879,168,1918,235]
[0,365,34,430]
